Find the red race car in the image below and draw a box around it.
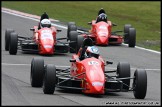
[67,8,136,49]
[30,37,147,99]
[5,13,69,55]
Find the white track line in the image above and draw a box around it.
[2,10,67,29]
[122,43,161,54]
[2,63,70,68]
[2,63,160,71]
[2,8,160,54]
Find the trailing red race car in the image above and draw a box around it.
[5,13,70,55]
[30,36,147,99]
[67,8,136,51]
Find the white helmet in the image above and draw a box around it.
[85,46,100,58]
[40,19,51,28]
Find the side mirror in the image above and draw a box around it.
[106,61,113,65]
[88,22,92,25]
[30,28,35,31]
[70,59,76,62]
[112,23,117,26]
[57,29,62,32]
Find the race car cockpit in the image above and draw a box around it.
[38,12,49,29]
[96,8,108,23]
[79,38,97,60]
[85,46,100,59]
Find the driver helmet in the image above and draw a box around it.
[97,13,107,22]
[40,19,51,28]
[85,46,100,58]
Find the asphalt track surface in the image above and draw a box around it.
[1,11,161,106]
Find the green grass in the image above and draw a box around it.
[2,1,160,51]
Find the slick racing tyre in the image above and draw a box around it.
[5,29,14,51]
[43,64,56,94]
[76,35,84,54]
[124,24,132,44]
[117,62,131,91]
[133,69,147,99]
[128,28,136,47]
[30,57,44,87]
[9,32,18,55]
[67,22,77,41]
[69,31,78,53]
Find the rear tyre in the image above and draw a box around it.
[117,62,130,91]
[5,29,14,51]
[9,32,18,55]
[30,57,44,87]
[133,69,147,99]
[69,31,78,53]
[128,28,136,47]
[124,24,132,44]
[76,35,84,54]
[43,64,56,94]
[67,22,77,41]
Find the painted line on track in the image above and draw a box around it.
[2,63,160,71]
[2,7,161,54]
[2,63,70,68]
[122,43,161,54]
[2,9,67,29]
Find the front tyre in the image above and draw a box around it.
[30,57,44,87]
[5,29,14,51]
[76,35,84,54]
[43,64,56,94]
[128,28,136,47]
[9,32,18,55]
[117,62,130,91]
[67,22,77,41]
[124,24,132,44]
[133,69,147,99]
[69,31,78,53]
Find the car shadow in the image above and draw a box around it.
[56,88,82,95]
[56,88,120,98]
[19,51,72,57]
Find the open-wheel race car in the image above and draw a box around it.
[67,8,136,49]
[30,36,147,99]
[5,13,70,55]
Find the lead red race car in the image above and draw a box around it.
[30,36,147,99]
[5,12,69,55]
[67,8,136,52]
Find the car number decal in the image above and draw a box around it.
[98,31,108,37]
[92,82,103,86]
[41,33,53,40]
[88,61,99,65]
[99,25,107,30]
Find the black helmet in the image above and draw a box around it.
[97,13,107,22]
[98,8,106,15]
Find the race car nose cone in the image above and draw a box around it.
[98,36,108,45]
[100,37,107,43]
[43,45,53,53]
[45,48,52,53]
[94,86,103,92]
[92,81,104,92]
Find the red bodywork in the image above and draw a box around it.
[70,49,105,94]
[82,20,123,45]
[33,26,57,54]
